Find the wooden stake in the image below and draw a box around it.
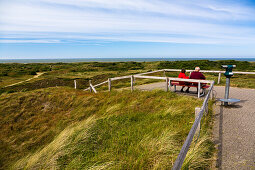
[195,107,201,136]
[108,78,111,91]
[74,80,77,89]
[131,75,134,92]
[217,73,221,84]
[89,80,92,92]
[166,77,169,92]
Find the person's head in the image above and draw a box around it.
[195,67,200,72]
[181,69,186,73]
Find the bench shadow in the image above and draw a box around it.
[215,99,247,109]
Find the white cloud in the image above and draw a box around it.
[0,39,61,43]
[0,0,255,44]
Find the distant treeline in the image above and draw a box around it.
[0,60,254,94]
[1,60,254,78]
[0,62,145,77]
[158,60,255,71]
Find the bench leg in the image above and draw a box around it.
[174,85,176,92]
[198,83,201,98]
[169,80,171,91]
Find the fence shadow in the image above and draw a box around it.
[214,105,223,170]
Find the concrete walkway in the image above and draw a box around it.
[135,82,255,170]
[213,86,255,170]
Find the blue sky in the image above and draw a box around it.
[0,0,255,59]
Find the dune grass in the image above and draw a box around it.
[0,87,214,169]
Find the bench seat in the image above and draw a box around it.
[170,82,210,89]
[169,80,210,98]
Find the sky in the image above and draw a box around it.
[0,0,255,59]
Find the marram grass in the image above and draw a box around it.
[0,87,214,169]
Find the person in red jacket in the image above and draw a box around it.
[186,67,206,93]
[178,69,189,92]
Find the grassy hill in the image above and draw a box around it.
[0,87,214,169]
[1,60,255,95]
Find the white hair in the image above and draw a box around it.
[195,67,200,71]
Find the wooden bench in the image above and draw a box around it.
[170,80,210,97]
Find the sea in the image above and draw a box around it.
[0,58,255,63]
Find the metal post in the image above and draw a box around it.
[108,78,111,92]
[224,77,230,106]
[217,73,221,84]
[74,80,77,89]
[131,75,134,92]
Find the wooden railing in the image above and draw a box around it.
[172,81,214,170]
[81,68,255,169]
[163,69,255,84]
[84,74,214,98]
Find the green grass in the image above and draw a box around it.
[0,87,214,169]
[1,60,254,95]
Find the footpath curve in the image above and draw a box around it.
[4,72,45,88]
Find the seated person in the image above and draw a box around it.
[186,67,206,93]
[178,69,189,92]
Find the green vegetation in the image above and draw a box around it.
[158,60,255,71]
[1,60,254,95]
[0,60,254,95]
[0,59,254,169]
[0,87,214,169]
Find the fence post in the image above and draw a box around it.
[165,77,169,92]
[217,73,221,84]
[211,85,214,99]
[131,75,134,92]
[195,107,201,136]
[108,78,111,92]
[74,80,77,89]
[198,82,201,98]
[89,80,92,92]
[163,70,166,77]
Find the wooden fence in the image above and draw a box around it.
[81,68,255,169]
[172,81,215,170]
[82,68,255,93]
[84,74,214,98]
[161,69,255,84]
[83,70,216,169]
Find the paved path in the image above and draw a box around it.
[213,86,255,170]
[135,82,255,170]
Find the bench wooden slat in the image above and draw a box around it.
[170,81,210,89]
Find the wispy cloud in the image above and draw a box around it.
[0,0,255,44]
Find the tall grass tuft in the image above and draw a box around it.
[0,87,214,169]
